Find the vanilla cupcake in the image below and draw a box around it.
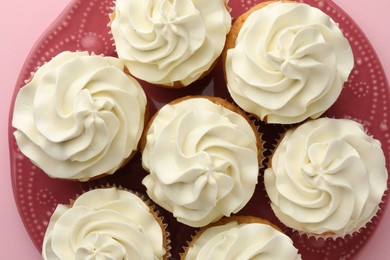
[110,0,231,88]
[141,96,261,227]
[12,51,147,181]
[223,1,354,124]
[42,187,169,259]
[181,216,301,259]
[264,117,388,237]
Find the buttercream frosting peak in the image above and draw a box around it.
[111,0,231,86]
[184,220,301,259]
[142,97,259,227]
[225,2,354,123]
[42,188,166,260]
[264,118,388,235]
[12,51,147,181]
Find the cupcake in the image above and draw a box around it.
[141,96,261,227]
[12,51,147,181]
[42,187,169,259]
[223,1,354,124]
[181,215,301,259]
[110,0,231,88]
[264,117,388,237]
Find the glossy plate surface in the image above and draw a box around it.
[9,0,390,259]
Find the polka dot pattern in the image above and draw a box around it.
[19,0,115,85]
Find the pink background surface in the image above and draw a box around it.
[1,0,389,258]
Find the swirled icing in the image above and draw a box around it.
[42,188,167,260]
[142,97,259,227]
[110,0,231,87]
[12,51,147,181]
[184,220,301,259]
[225,2,354,124]
[264,118,388,235]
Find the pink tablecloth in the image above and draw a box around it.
[1,0,389,258]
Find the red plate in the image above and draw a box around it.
[8,0,390,259]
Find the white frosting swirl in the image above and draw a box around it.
[142,98,259,227]
[12,51,147,181]
[111,0,231,86]
[264,118,388,235]
[42,188,166,260]
[184,220,301,259]
[225,2,354,124]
